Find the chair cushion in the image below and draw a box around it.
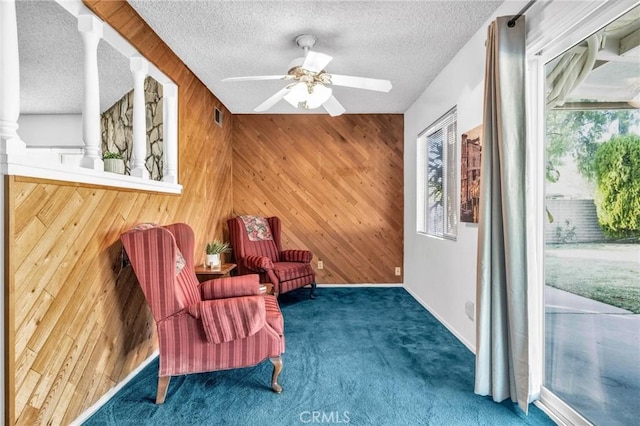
[263,295,284,335]
[201,275,261,300]
[280,249,312,263]
[198,296,266,344]
[240,215,273,241]
[273,262,315,282]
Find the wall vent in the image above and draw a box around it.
[214,107,223,127]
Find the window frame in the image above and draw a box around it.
[527,2,640,424]
[516,1,640,423]
[416,107,458,240]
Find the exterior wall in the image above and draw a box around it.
[545,198,608,244]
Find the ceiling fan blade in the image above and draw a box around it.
[222,75,287,82]
[254,86,291,112]
[302,51,333,73]
[322,95,346,117]
[328,74,392,92]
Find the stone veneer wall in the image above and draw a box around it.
[101,76,163,180]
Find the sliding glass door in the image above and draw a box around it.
[543,5,640,425]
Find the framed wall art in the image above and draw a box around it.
[460,124,482,223]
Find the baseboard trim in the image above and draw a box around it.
[70,350,159,425]
[316,283,404,287]
[403,286,476,354]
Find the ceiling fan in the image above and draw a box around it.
[221,34,392,117]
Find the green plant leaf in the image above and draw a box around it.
[103,151,123,160]
[206,240,231,254]
[594,134,640,239]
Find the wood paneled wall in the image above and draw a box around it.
[7,2,404,424]
[233,114,404,284]
[6,1,233,424]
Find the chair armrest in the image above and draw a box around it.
[188,296,266,344]
[280,249,312,263]
[243,255,274,272]
[200,275,261,300]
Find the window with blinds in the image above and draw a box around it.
[417,107,458,240]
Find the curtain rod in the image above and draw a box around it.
[507,0,537,27]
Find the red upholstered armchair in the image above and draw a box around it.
[228,216,317,298]
[120,223,285,404]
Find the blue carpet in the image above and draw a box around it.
[85,287,552,425]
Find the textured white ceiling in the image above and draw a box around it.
[15,1,638,117]
[17,0,133,114]
[16,0,504,115]
[128,0,504,114]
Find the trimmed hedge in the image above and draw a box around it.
[594,134,640,239]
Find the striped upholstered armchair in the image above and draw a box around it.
[228,216,317,298]
[121,223,285,404]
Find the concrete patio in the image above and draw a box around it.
[545,286,640,426]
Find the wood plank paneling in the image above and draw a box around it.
[8,2,404,424]
[7,1,234,424]
[232,114,404,284]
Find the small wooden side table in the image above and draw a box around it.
[194,263,237,283]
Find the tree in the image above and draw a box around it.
[594,134,640,239]
[427,132,443,234]
[546,109,639,182]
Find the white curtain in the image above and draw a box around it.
[474,16,535,413]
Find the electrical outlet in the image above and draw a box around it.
[465,301,475,321]
[317,261,324,270]
[395,266,401,276]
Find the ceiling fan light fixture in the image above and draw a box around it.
[284,82,308,107]
[304,84,332,109]
[284,82,332,110]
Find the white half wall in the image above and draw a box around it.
[18,114,83,147]
[404,1,527,352]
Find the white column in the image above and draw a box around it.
[162,83,178,184]
[0,1,23,419]
[78,14,103,170]
[130,55,149,179]
[0,0,26,163]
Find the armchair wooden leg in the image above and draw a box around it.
[310,282,317,299]
[156,376,171,404]
[270,356,283,393]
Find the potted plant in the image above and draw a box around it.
[205,240,230,270]
[103,151,125,174]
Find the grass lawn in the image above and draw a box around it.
[545,243,640,314]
